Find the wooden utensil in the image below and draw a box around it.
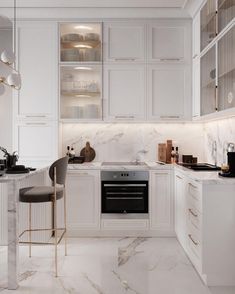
[166,140,172,164]
[80,141,96,162]
[158,143,167,163]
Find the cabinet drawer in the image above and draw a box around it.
[187,181,202,213]
[187,206,202,232]
[101,219,149,230]
[187,222,201,261]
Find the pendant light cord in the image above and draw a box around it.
[13,0,16,68]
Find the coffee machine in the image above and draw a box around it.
[220,143,235,177]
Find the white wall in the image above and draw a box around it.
[0,28,13,156]
[62,123,205,162]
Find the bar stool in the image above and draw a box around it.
[19,157,68,277]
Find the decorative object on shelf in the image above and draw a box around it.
[0,0,21,95]
[80,141,96,162]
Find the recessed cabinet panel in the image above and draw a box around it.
[151,27,184,60]
[66,171,100,231]
[148,20,189,62]
[147,65,188,120]
[60,23,102,63]
[200,46,216,115]
[104,22,145,62]
[200,0,217,52]
[150,171,173,231]
[16,22,57,118]
[218,25,235,111]
[218,0,235,33]
[104,64,145,120]
[15,122,58,162]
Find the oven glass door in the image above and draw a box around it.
[102,181,148,213]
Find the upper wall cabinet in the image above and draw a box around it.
[103,64,145,121]
[60,23,102,63]
[103,22,145,62]
[147,64,191,120]
[15,22,58,120]
[218,0,235,33]
[200,0,217,52]
[147,20,190,63]
[200,45,216,116]
[218,24,235,111]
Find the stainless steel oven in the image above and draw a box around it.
[101,170,149,214]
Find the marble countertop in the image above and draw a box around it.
[67,161,235,184]
[0,166,48,183]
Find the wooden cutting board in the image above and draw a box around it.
[80,141,96,162]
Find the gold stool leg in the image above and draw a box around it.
[54,166,58,277]
[54,197,58,277]
[29,203,32,258]
[64,186,67,256]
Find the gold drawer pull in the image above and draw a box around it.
[188,234,198,246]
[188,208,198,218]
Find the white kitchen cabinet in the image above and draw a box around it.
[14,121,58,166]
[174,170,187,251]
[192,57,200,118]
[15,21,58,120]
[150,170,174,234]
[192,11,200,59]
[103,64,146,121]
[174,167,235,286]
[104,22,145,62]
[147,20,191,63]
[66,170,100,235]
[147,64,191,120]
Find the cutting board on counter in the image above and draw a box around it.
[80,141,96,162]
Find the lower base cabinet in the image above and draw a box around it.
[66,170,100,235]
[174,168,235,286]
[150,170,174,235]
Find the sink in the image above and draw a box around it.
[178,163,221,171]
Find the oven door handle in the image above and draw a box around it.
[106,197,144,200]
[103,184,147,187]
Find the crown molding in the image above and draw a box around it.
[0,0,188,8]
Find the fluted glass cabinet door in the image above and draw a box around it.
[200,0,217,51]
[218,25,235,111]
[200,45,216,115]
[218,0,235,33]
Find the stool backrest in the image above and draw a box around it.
[49,157,68,185]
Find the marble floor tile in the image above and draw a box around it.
[0,238,235,294]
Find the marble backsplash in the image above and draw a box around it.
[204,117,235,166]
[62,123,205,163]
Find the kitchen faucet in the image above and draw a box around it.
[212,141,217,166]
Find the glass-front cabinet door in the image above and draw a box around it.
[200,45,217,115]
[218,25,235,111]
[59,23,102,120]
[60,23,102,63]
[200,0,217,51]
[218,0,235,33]
[60,65,102,119]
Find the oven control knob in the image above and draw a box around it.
[123,210,127,214]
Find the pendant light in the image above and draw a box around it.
[0,0,21,95]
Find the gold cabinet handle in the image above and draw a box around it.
[188,234,198,246]
[188,208,198,218]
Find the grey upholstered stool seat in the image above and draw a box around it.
[20,186,64,203]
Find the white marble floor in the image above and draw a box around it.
[1,238,235,294]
